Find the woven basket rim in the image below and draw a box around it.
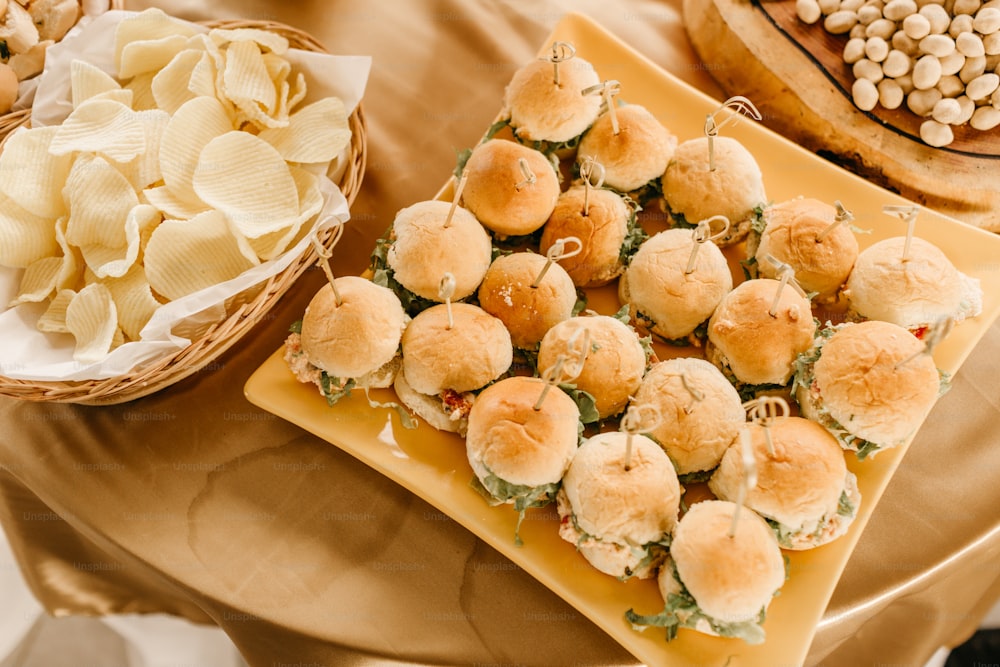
[0,17,368,404]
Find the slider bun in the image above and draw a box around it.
[669,500,785,623]
[539,185,630,287]
[502,56,602,143]
[460,139,561,237]
[806,320,940,447]
[754,197,859,299]
[706,278,815,386]
[708,417,847,531]
[300,277,407,379]
[400,303,513,396]
[393,371,466,435]
[537,314,646,420]
[662,136,766,246]
[387,199,493,301]
[562,431,681,546]
[477,251,578,350]
[465,375,580,487]
[845,236,982,329]
[619,228,733,341]
[629,358,744,476]
[577,103,678,193]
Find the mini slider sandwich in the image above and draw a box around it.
[793,319,948,460]
[284,276,408,405]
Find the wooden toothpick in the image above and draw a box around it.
[763,255,806,317]
[578,156,606,217]
[445,170,469,229]
[883,204,919,262]
[534,326,590,412]
[311,235,342,306]
[895,316,954,369]
[685,215,730,274]
[542,41,576,86]
[582,80,622,134]
[514,157,536,192]
[438,272,456,329]
[704,96,761,171]
[728,426,758,539]
[619,403,661,472]
[533,236,582,288]
[744,395,790,458]
[817,200,854,242]
[679,371,704,415]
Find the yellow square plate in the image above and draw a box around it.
[245,12,1000,666]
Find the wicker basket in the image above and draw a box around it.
[0,18,368,404]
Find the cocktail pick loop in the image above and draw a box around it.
[620,403,662,472]
[763,254,806,317]
[534,327,590,412]
[744,395,790,457]
[816,200,855,242]
[445,170,469,229]
[578,155,606,216]
[679,371,704,415]
[685,215,731,274]
[882,204,919,262]
[728,425,759,538]
[895,316,955,369]
[438,272,456,329]
[582,79,622,134]
[532,236,583,288]
[542,41,576,86]
[704,96,761,171]
[514,157,536,192]
[311,233,342,306]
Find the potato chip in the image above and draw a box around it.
[142,185,210,221]
[70,59,122,108]
[223,39,277,116]
[114,8,199,78]
[158,95,233,203]
[37,289,76,334]
[209,27,289,55]
[64,155,140,274]
[66,283,120,363]
[48,99,147,163]
[0,190,59,268]
[85,204,161,279]
[0,126,74,219]
[258,96,351,164]
[118,34,192,81]
[11,257,64,307]
[144,210,259,301]
[102,263,162,340]
[124,71,158,111]
[192,131,300,238]
[114,109,170,192]
[187,50,219,99]
[151,48,205,114]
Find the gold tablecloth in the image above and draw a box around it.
[2,1,1000,665]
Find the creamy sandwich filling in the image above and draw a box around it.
[764,473,860,550]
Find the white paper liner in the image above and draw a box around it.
[0,10,372,381]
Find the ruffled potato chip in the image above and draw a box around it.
[0,127,74,219]
[118,34,192,82]
[70,59,122,108]
[0,190,59,268]
[209,27,289,55]
[258,96,351,165]
[114,8,199,78]
[158,95,233,203]
[187,50,219,99]
[142,185,210,221]
[66,283,120,364]
[223,39,277,118]
[48,99,147,163]
[124,71,158,111]
[114,109,170,192]
[151,48,205,114]
[144,210,258,301]
[192,131,300,239]
[84,204,161,280]
[37,289,76,334]
[11,257,64,307]
[102,263,162,340]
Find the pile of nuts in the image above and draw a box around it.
[796,0,1000,146]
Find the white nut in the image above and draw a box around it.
[850,23,869,38]
[956,31,986,56]
[826,9,860,33]
[904,12,933,37]
[797,0,823,24]
[854,57,887,81]
[866,35,892,60]
[919,118,955,145]
[867,17,899,38]
[912,53,944,87]
[970,104,1000,127]
[959,54,988,80]
[893,30,921,54]
[952,0,982,14]
[931,96,963,121]
[993,86,1000,106]
[853,77,881,109]
[955,94,977,122]
[878,77,907,106]
[983,31,1000,53]
[973,7,1000,33]
[885,0,920,18]
[949,13,975,36]
[883,48,915,74]
[920,33,957,56]
[819,0,842,14]
[842,0,866,10]
[858,3,884,22]
[966,71,1000,97]
[937,73,967,95]
[919,4,952,32]
[908,86,944,113]
[845,36,870,62]
[939,51,967,74]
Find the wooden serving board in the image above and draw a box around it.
[683,0,1000,232]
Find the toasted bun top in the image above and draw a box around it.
[460,139,561,237]
[670,500,785,622]
[388,199,493,301]
[465,375,580,487]
[708,417,847,529]
[845,236,979,329]
[562,431,681,545]
[707,278,816,386]
[502,56,602,143]
[300,277,407,379]
[476,251,578,350]
[577,104,678,193]
[400,303,512,395]
[537,314,647,420]
[754,197,859,298]
[620,228,733,340]
[662,136,767,232]
[812,320,940,445]
[629,357,744,475]
[539,185,630,287]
